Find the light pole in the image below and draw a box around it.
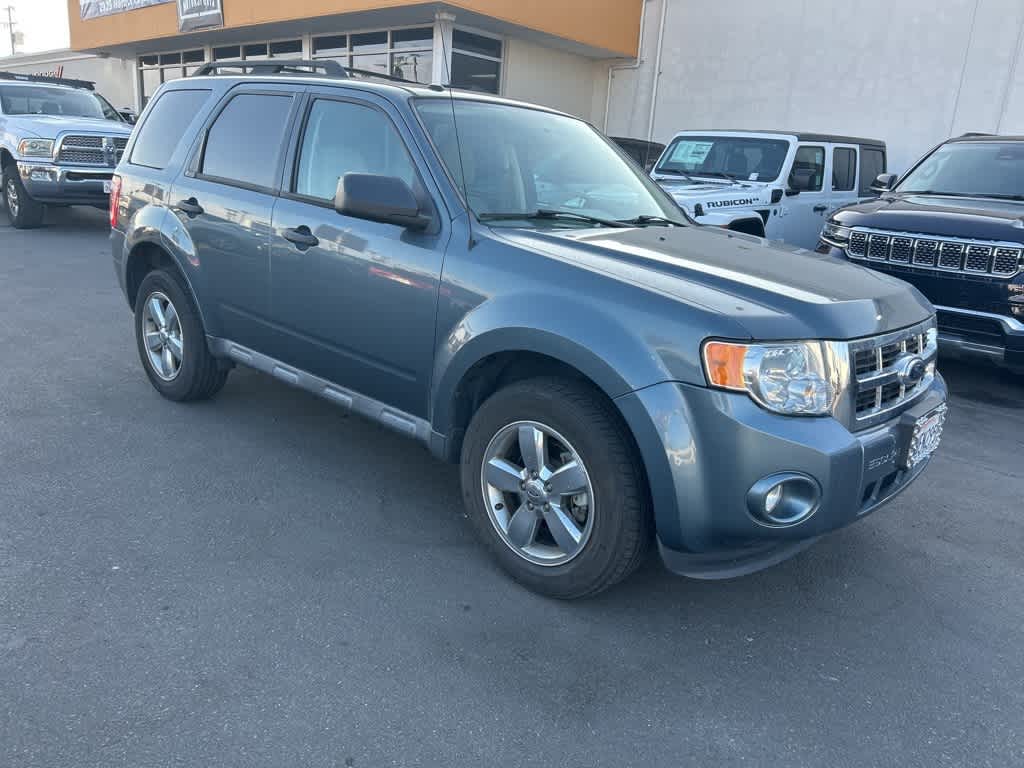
[1,5,17,56]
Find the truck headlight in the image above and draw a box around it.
[702,340,846,416]
[18,138,55,158]
[821,221,851,246]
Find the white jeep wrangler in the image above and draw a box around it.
[650,130,887,249]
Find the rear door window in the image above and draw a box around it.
[832,147,856,191]
[129,89,211,170]
[859,147,887,195]
[200,93,294,190]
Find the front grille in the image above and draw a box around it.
[849,318,938,426]
[56,135,127,167]
[847,227,1022,278]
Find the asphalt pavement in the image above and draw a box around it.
[1,207,1022,767]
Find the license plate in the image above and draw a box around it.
[103,180,112,194]
[904,404,947,469]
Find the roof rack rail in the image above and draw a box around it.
[192,60,348,78]
[958,131,994,137]
[0,71,96,90]
[190,59,434,87]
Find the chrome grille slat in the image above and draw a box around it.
[846,227,1022,278]
[849,319,937,426]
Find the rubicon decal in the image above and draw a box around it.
[704,198,759,209]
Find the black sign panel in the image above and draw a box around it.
[177,0,223,31]
[80,0,172,21]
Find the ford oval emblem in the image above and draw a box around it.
[895,355,927,386]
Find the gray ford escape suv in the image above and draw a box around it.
[111,61,947,598]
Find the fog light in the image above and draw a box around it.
[746,473,821,527]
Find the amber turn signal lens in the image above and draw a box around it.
[703,342,748,390]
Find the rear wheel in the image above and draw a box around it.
[3,166,45,229]
[134,269,228,401]
[461,378,650,598]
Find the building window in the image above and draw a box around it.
[312,26,433,85]
[138,49,204,107]
[450,29,502,94]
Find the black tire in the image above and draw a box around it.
[461,377,651,599]
[134,269,228,401]
[3,165,45,229]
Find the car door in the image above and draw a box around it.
[782,143,829,249]
[266,90,448,418]
[168,85,301,349]
[830,143,860,215]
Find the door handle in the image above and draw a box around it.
[813,205,828,213]
[283,225,320,249]
[175,198,204,217]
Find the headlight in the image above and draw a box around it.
[702,340,846,416]
[18,138,55,158]
[821,220,851,246]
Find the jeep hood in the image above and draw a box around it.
[492,224,933,340]
[12,115,132,137]
[653,177,774,211]
[832,193,1024,243]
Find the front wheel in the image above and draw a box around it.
[460,378,651,598]
[3,166,45,229]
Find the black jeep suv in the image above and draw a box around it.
[819,134,1024,373]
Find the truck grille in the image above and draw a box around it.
[847,227,1022,278]
[848,318,938,428]
[56,135,128,167]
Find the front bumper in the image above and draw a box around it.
[934,305,1024,371]
[17,161,113,205]
[616,374,948,578]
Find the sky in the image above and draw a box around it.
[1,0,71,57]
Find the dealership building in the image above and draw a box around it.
[55,0,1024,172]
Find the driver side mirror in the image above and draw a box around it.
[870,173,898,194]
[334,173,431,230]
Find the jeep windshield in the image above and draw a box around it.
[898,141,1024,200]
[655,135,790,183]
[0,85,123,122]
[415,98,686,227]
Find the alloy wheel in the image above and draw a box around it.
[6,177,19,218]
[141,291,184,381]
[480,420,595,566]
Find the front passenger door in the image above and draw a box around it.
[782,144,828,249]
[267,93,448,418]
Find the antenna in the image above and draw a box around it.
[438,21,475,247]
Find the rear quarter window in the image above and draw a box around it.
[130,89,212,170]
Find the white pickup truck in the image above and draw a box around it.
[650,130,887,249]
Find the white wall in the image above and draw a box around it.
[503,36,605,122]
[606,0,1024,174]
[0,50,135,111]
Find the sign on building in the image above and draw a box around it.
[177,0,223,31]
[80,0,172,21]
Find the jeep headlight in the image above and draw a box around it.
[821,220,851,246]
[702,340,846,416]
[18,138,55,158]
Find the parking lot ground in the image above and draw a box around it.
[1,207,1023,768]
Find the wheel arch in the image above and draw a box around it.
[123,238,211,335]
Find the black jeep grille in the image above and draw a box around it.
[846,227,1021,278]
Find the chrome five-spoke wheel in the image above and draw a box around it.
[5,176,20,219]
[481,421,595,566]
[141,291,184,381]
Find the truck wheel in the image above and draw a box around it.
[461,378,651,598]
[134,269,228,401]
[3,166,45,229]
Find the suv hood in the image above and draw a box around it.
[492,224,933,340]
[832,193,1024,243]
[12,115,132,137]
[652,177,774,212]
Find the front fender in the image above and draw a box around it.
[430,292,675,436]
[697,210,765,231]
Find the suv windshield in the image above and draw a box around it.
[898,141,1024,199]
[655,135,790,182]
[415,98,686,226]
[0,84,123,122]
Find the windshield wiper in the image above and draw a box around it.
[908,190,979,198]
[477,209,628,228]
[654,168,699,183]
[617,215,681,227]
[696,171,741,184]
